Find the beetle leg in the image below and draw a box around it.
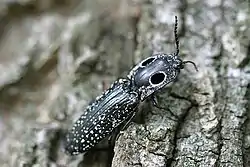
[88,114,136,152]
[101,78,109,91]
[151,95,179,120]
[107,134,115,150]
[110,111,137,144]
[87,113,136,152]
[121,112,137,131]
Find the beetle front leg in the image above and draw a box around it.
[151,95,179,120]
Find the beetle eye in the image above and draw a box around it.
[141,57,155,67]
[150,72,166,85]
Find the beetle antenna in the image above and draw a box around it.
[183,61,198,72]
[174,16,179,56]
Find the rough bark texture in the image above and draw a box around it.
[0,0,249,167]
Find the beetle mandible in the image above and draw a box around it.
[64,16,198,155]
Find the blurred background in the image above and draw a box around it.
[0,0,249,167]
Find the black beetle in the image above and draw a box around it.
[64,16,198,155]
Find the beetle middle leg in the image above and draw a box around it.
[108,111,137,145]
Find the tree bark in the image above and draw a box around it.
[0,0,249,167]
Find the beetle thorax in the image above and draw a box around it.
[129,54,183,101]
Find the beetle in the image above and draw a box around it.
[64,16,198,155]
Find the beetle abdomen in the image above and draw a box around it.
[64,79,140,155]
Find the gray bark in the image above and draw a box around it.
[0,0,249,167]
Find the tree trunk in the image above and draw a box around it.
[0,0,249,167]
